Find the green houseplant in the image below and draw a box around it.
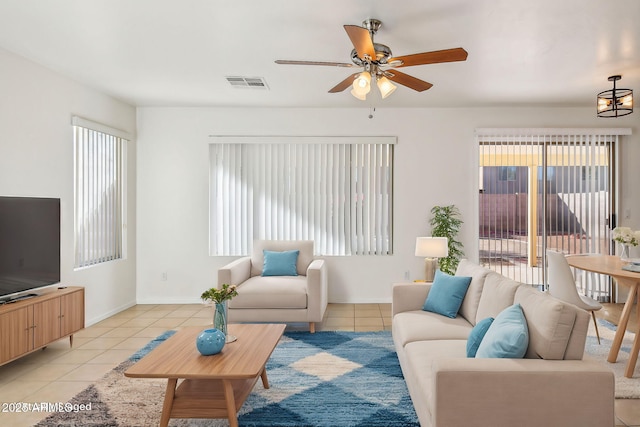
[429,205,464,275]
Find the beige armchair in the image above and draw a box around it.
[217,240,328,333]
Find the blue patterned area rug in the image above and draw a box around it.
[36,331,419,427]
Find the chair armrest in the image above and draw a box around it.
[306,259,328,322]
[431,358,615,427]
[218,257,251,287]
[392,282,431,317]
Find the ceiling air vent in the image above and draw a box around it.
[225,76,269,90]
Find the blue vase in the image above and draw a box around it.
[196,328,226,355]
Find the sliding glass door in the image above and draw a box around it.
[477,130,620,301]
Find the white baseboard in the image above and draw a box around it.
[135,297,204,305]
[134,298,391,305]
[86,300,136,326]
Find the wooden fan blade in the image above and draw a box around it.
[275,60,355,67]
[344,25,376,60]
[328,73,360,93]
[385,70,433,92]
[389,48,468,68]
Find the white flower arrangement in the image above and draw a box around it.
[612,227,640,247]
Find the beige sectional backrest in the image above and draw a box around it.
[250,240,314,277]
[514,286,588,360]
[515,286,589,360]
[462,266,590,361]
[456,260,492,326]
[475,272,520,322]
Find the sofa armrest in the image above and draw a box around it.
[392,282,431,317]
[306,259,328,322]
[431,358,615,427]
[218,257,251,287]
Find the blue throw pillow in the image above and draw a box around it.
[262,250,299,276]
[475,304,529,359]
[467,317,494,358]
[422,270,472,319]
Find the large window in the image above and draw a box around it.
[477,128,630,300]
[73,117,127,268]
[209,137,395,256]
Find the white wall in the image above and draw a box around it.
[2,48,636,315]
[0,47,137,324]
[136,106,638,304]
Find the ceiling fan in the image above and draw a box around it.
[275,18,468,100]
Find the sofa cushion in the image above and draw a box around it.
[514,286,577,360]
[423,270,472,318]
[262,250,299,276]
[456,260,492,326]
[229,276,308,309]
[393,311,473,348]
[467,317,494,357]
[251,240,314,277]
[404,340,468,407]
[475,272,520,323]
[476,304,529,359]
[563,307,590,360]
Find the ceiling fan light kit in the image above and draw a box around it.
[597,75,633,118]
[350,87,367,101]
[352,70,372,97]
[275,18,468,101]
[377,76,397,99]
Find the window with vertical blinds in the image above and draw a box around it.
[73,117,128,268]
[477,128,630,300]
[209,137,395,256]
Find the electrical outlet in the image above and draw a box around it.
[161,272,167,281]
[404,270,410,280]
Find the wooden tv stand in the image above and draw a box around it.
[0,286,84,366]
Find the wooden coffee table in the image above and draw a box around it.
[124,323,285,427]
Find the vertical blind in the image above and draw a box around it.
[73,117,127,268]
[477,128,629,299]
[209,138,394,256]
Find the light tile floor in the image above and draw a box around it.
[0,302,636,426]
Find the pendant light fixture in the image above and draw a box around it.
[597,75,633,118]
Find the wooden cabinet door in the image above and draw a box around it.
[60,289,85,337]
[33,298,61,348]
[0,307,31,363]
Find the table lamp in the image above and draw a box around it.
[415,237,449,282]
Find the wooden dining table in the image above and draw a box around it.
[566,254,640,378]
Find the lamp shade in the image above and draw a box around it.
[350,88,367,100]
[377,76,397,99]
[351,71,371,99]
[415,237,449,258]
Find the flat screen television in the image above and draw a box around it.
[0,196,61,302]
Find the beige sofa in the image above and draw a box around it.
[218,240,328,332]
[392,259,615,427]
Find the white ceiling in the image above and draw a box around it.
[0,0,638,109]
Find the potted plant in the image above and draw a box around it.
[201,284,238,340]
[429,205,465,275]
